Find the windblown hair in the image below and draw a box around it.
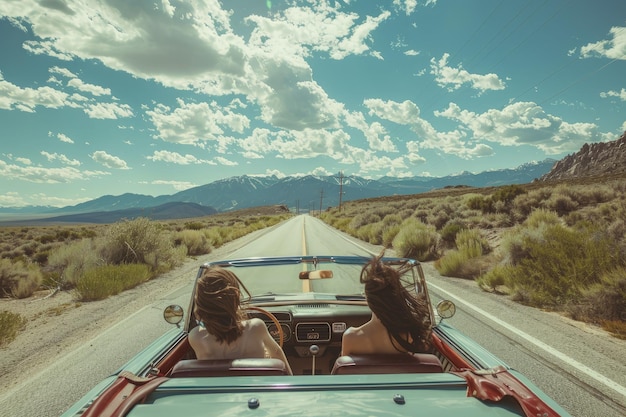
[360,252,432,353]
[193,266,251,344]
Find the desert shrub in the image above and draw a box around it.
[47,239,101,289]
[455,229,490,256]
[429,210,450,230]
[435,229,489,278]
[392,218,439,261]
[512,187,553,217]
[523,208,561,229]
[382,224,401,248]
[355,223,378,244]
[492,184,526,205]
[546,194,578,216]
[349,212,381,230]
[0,258,43,298]
[435,250,466,277]
[75,263,151,301]
[506,223,616,306]
[0,310,27,347]
[500,209,560,265]
[578,268,626,322]
[184,221,205,230]
[203,228,224,248]
[38,234,56,244]
[369,205,398,218]
[467,195,492,213]
[174,229,212,256]
[440,221,465,247]
[477,264,513,293]
[382,213,402,227]
[101,217,182,272]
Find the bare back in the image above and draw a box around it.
[341,317,408,356]
[189,317,293,375]
[189,318,267,360]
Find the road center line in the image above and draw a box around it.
[428,281,626,398]
[301,217,311,292]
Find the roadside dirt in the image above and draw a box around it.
[0,259,195,394]
[0,230,264,395]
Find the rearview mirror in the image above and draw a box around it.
[299,270,333,279]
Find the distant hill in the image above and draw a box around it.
[1,159,556,221]
[538,132,626,182]
[15,202,217,224]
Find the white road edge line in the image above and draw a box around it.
[0,293,175,404]
[428,281,626,398]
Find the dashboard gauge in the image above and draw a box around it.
[268,323,291,343]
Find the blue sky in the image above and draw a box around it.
[0,0,624,208]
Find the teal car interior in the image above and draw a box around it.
[62,256,572,417]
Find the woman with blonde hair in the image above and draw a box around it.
[341,252,432,355]
[188,266,293,375]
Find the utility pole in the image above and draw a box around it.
[336,171,345,211]
[319,189,324,216]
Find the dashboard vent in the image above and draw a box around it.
[295,322,331,342]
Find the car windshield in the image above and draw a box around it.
[202,256,423,302]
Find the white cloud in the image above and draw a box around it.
[0,191,27,207]
[364,98,474,159]
[0,158,108,183]
[50,66,112,96]
[15,157,32,165]
[436,101,613,154]
[430,53,506,93]
[215,156,238,166]
[247,3,389,61]
[90,151,130,169]
[0,74,73,111]
[56,132,75,143]
[600,88,626,101]
[40,151,81,167]
[151,180,196,191]
[84,102,134,119]
[67,78,111,96]
[392,0,419,15]
[263,169,286,178]
[344,111,397,152]
[580,25,626,60]
[238,128,278,159]
[273,128,353,161]
[147,99,249,145]
[147,150,212,165]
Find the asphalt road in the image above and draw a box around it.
[2,214,624,417]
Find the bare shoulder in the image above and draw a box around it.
[342,325,364,338]
[245,318,268,334]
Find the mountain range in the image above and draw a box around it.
[0,159,556,223]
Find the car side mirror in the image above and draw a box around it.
[163,304,184,326]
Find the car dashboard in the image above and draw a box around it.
[247,302,372,375]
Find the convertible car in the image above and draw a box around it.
[62,256,572,417]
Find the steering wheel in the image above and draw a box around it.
[245,306,284,348]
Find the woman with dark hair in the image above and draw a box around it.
[188,266,293,375]
[341,253,432,355]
